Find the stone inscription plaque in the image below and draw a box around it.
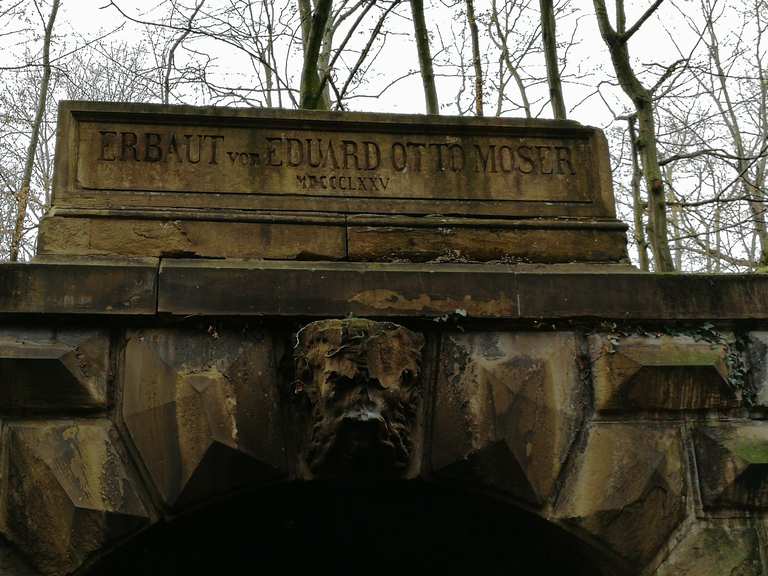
[56,102,616,217]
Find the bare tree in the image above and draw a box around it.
[465,0,483,115]
[411,0,439,113]
[593,0,675,271]
[9,0,59,262]
[539,0,566,118]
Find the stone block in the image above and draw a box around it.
[347,222,628,263]
[0,260,157,315]
[3,421,149,576]
[122,328,286,509]
[694,424,768,509]
[748,332,768,408]
[654,523,762,576]
[555,424,686,566]
[0,537,39,576]
[38,215,346,260]
[0,328,109,413]
[431,332,585,506]
[590,334,735,412]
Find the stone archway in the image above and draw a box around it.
[80,481,616,576]
[3,317,763,576]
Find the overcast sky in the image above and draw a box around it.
[0,0,708,130]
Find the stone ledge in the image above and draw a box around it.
[0,259,157,315]
[158,260,768,320]
[2,259,768,320]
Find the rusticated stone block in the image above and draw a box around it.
[0,328,109,412]
[432,332,585,506]
[0,537,38,576]
[556,424,686,566]
[748,332,768,408]
[3,421,149,576]
[694,424,768,509]
[122,328,286,509]
[654,523,762,576]
[590,334,735,412]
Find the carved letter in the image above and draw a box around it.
[144,133,163,162]
[429,143,448,172]
[556,146,577,175]
[98,131,117,161]
[185,135,202,164]
[474,144,496,173]
[391,142,407,171]
[120,132,138,161]
[363,141,381,170]
[448,144,464,172]
[266,137,283,166]
[517,145,535,174]
[167,133,182,163]
[207,135,224,165]
[406,142,426,171]
[322,140,340,169]
[536,145,554,175]
[342,140,360,170]
[498,145,514,173]
[307,139,323,168]
[287,138,304,167]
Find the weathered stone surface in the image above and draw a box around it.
[292,319,424,479]
[555,424,686,566]
[654,523,763,576]
[347,221,628,263]
[3,421,149,576]
[38,214,346,260]
[694,424,768,509]
[42,102,632,263]
[122,327,286,509]
[514,272,768,320]
[590,334,735,412]
[0,537,39,576]
[156,260,768,320]
[748,332,768,408]
[0,259,157,314]
[0,328,109,412]
[432,332,585,506]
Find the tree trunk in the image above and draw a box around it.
[628,117,649,271]
[317,16,334,110]
[635,101,674,271]
[299,0,333,109]
[465,0,483,116]
[10,0,60,262]
[593,0,674,271]
[410,0,439,114]
[298,0,312,49]
[539,0,566,119]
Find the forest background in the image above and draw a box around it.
[0,0,764,272]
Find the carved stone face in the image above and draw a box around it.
[293,319,424,478]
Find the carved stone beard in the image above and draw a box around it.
[305,376,417,478]
[293,319,423,479]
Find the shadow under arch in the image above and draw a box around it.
[81,480,624,576]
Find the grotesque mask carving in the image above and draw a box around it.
[293,319,424,478]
